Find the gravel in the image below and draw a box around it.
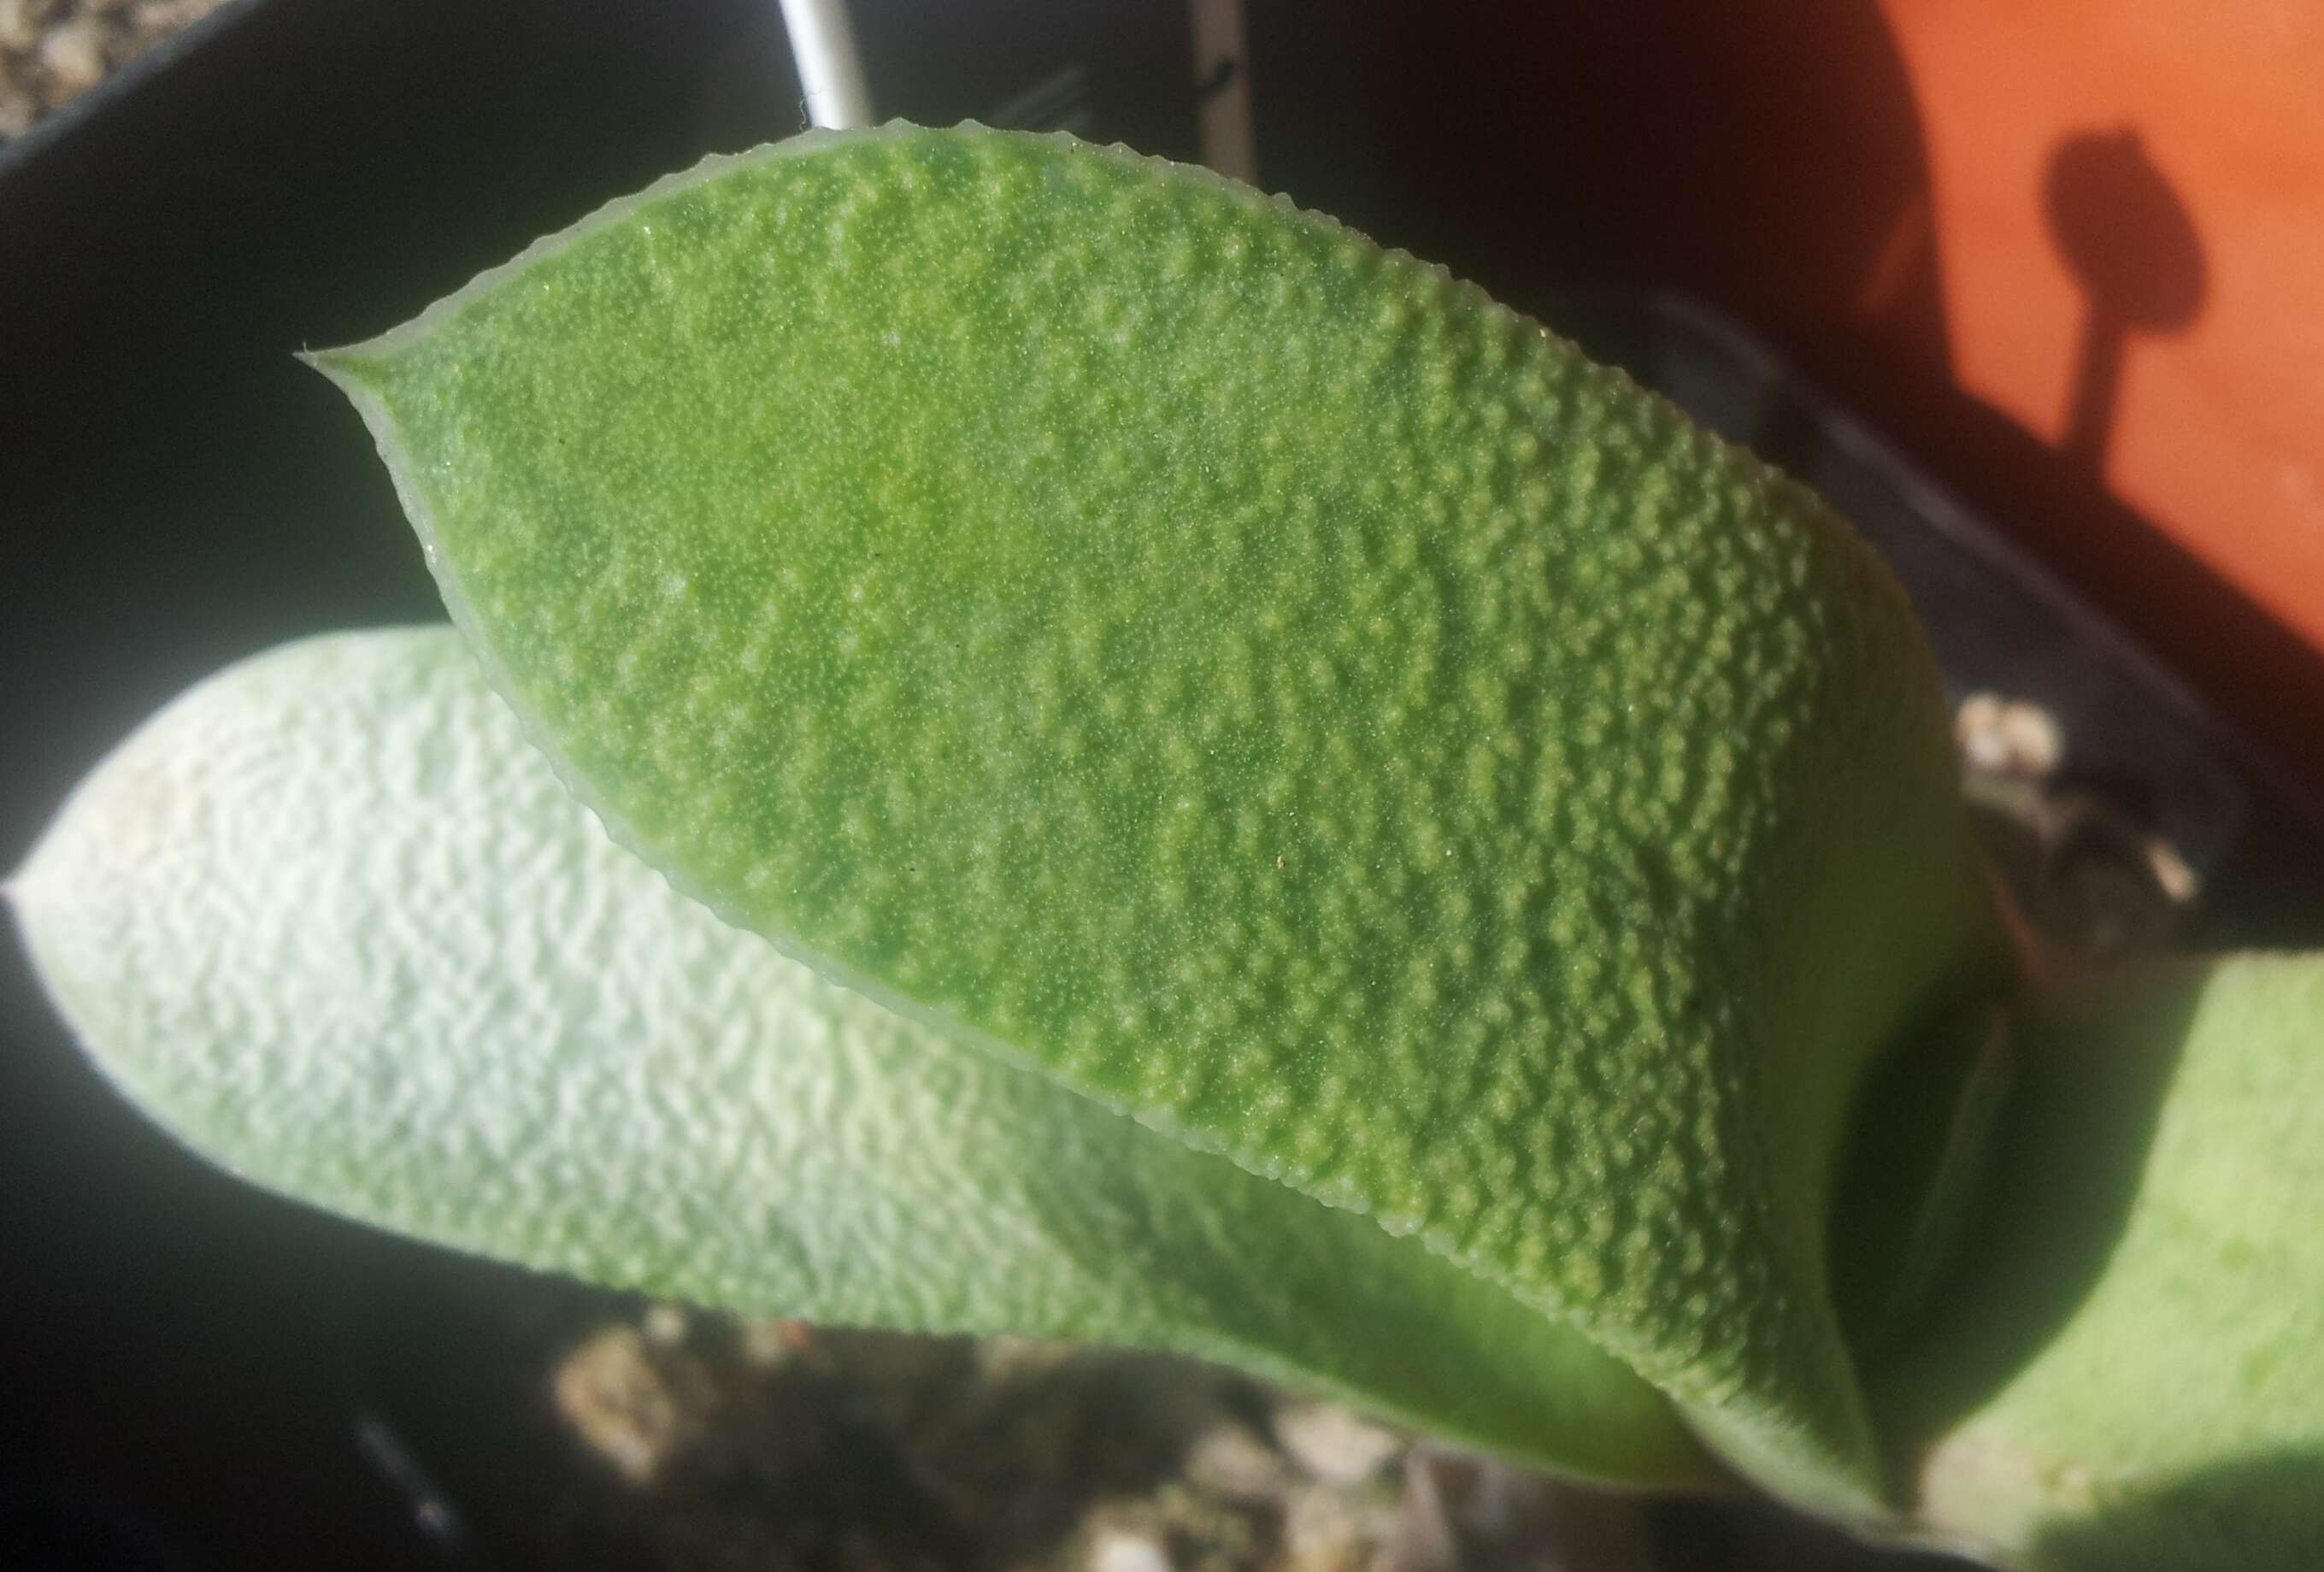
[0,0,232,140]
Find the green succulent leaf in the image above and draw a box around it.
[1880,955,2324,1569]
[8,628,1713,1487]
[314,124,2008,1510]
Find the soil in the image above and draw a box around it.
[0,0,231,140]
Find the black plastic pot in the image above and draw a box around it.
[4,4,2319,1568]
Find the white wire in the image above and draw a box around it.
[1190,0,1256,183]
[778,0,874,130]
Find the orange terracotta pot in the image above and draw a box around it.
[1257,3,2324,801]
[1880,0,2324,797]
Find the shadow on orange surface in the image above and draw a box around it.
[1251,2,2324,813]
[2045,128,2208,476]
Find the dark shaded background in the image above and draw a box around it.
[3,3,2319,1566]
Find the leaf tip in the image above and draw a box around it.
[3,835,56,959]
[3,839,44,913]
[298,343,386,395]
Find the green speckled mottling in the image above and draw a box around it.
[321,125,2003,1508]
[10,630,1712,1487]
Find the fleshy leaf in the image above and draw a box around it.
[1880,956,2324,1569]
[8,629,1715,1485]
[315,124,2008,1510]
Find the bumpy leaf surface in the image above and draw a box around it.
[1884,957,2324,1569]
[318,125,2006,1508]
[9,629,1710,1485]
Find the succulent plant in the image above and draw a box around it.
[11,125,2319,1568]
